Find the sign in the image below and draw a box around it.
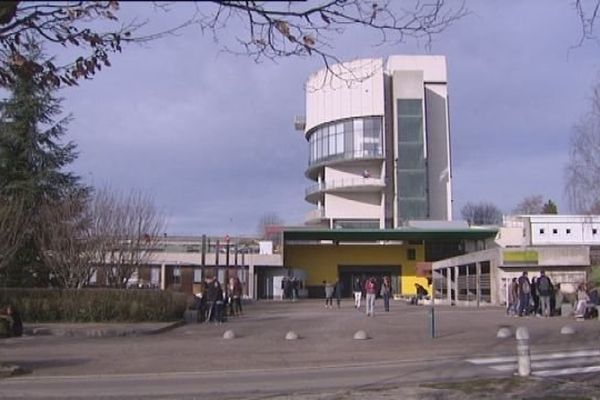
[503,250,538,264]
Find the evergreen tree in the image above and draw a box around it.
[0,39,86,286]
[542,199,558,214]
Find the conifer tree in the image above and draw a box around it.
[0,39,86,286]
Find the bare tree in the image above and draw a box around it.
[0,196,27,271]
[513,195,544,215]
[91,188,165,288]
[565,81,600,213]
[0,1,467,88]
[460,202,503,226]
[258,212,284,249]
[573,0,600,48]
[36,193,98,288]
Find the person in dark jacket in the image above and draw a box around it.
[517,271,531,317]
[536,270,553,317]
[334,279,343,308]
[352,278,363,309]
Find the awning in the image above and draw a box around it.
[283,227,498,242]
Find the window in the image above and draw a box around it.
[193,268,202,283]
[407,248,416,260]
[593,228,598,235]
[566,229,571,234]
[539,228,544,235]
[552,229,558,234]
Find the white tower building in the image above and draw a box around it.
[301,56,452,228]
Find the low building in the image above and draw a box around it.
[432,215,600,307]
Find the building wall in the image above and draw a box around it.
[324,192,382,220]
[425,84,452,220]
[284,243,427,295]
[305,58,385,132]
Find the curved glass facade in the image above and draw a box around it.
[308,116,383,166]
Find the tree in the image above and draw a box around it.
[460,202,503,226]
[542,199,558,214]
[258,212,284,249]
[0,38,87,286]
[0,196,28,272]
[36,192,97,288]
[91,188,165,288]
[0,1,467,88]
[565,81,600,214]
[513,195,544,215]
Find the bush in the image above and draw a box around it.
[0,288,187,322]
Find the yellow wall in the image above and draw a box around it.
[284,244,428,295]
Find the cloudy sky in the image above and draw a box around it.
[58,1,599,236]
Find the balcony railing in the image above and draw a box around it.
[305,177,385,197]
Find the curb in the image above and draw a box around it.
[23,320,185,338]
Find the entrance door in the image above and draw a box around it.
[338,265,402,297]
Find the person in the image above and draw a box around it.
[574,283,590,317]
[507,277,519,316]
[536,270,553,317]
[228,277,243,316]
[365,277,377,316]
[412,283,428,305]
[352,277,363,309]
[0,305,22,337]
[324,280,334,308]
[205,276,224,323]
[552,283,564,316]
[517,271,531,317]
[381,276,392,312]
[530,276,540,316]
[334,279,343,308]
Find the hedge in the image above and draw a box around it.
[0,288,188,322]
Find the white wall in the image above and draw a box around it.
[425,84,452,220]
[525,215,600,245]
[386,55,447,82]
[324,192,382,219]
[305,58,385,133]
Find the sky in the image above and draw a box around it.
[56,1,600,236]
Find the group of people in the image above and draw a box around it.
[280,276,301,301]
[190,276,244,324]
[348,276,392,316]
[507,270,599,319]
[507,270,560,317]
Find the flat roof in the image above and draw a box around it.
[283,227,498,242]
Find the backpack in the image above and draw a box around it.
[537,276,550,294]
[520,279,530,294]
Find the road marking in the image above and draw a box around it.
[467,349,600,364]
[466,349,600,377]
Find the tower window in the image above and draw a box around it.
[539,229,545,234]
[552,229,558,234]
[566,229,571,234]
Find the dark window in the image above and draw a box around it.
[593,228,598,235]
[407,248,416,260]
[539,229,545,234]
[552,229,558,234]
[566,229,571,234]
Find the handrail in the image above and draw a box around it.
[305,177,385,196]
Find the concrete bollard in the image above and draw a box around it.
[223,330,236,339]
[515,326,531,377]
[285,331,299,340]
[561,325,576,335]
[353,330,369,340]
[497,327,512,339]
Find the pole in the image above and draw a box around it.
[516,326,531,376]
[429,266,436,339]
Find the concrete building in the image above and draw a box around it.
[432,215,600,307]
[300,56,452,229]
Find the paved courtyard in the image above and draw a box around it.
[1,299,600,399]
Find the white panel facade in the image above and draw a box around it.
[425,84,452,220]
[324,192,382,219]
[386,55,447,82]
[305,58,385,133]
